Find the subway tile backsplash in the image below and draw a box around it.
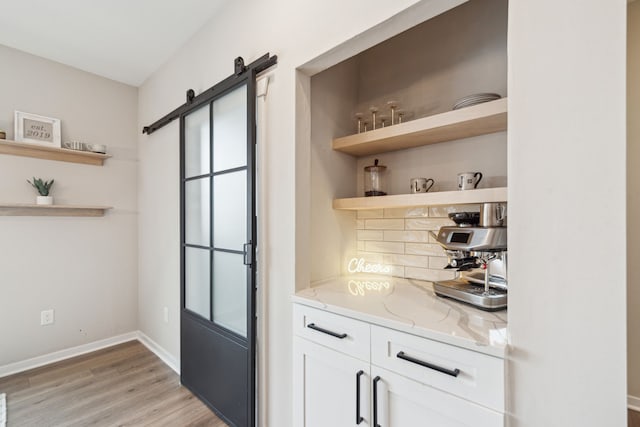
[355,206,462,281]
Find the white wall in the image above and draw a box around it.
[0,44,139,366]
[628,0,640,401]
[309,57,359,282]
[508,1,627,426]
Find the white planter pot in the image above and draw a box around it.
[36,196,53,205]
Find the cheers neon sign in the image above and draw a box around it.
[347,257,392,274]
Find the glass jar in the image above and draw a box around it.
[364,159,387,197]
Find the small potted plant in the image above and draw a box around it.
[27,177,55,205]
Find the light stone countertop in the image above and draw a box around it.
[293,275,508,358]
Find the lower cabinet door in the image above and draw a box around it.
[371,366,504,427]
[294,337,371,427]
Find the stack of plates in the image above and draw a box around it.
[453,93,502,110]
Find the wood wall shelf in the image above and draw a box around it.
[332,98,507,156]
[333,187,507,210]
[0,139,111,166]
[0,204,113,217]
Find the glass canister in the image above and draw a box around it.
[364,158,387,197]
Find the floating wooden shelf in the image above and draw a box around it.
[0,204,112,217]
[333,187,507,210]
[332,98,507,156]
[0,139,111,166]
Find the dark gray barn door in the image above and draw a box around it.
[180,72,256,427]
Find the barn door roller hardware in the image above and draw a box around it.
[142,53,277,135]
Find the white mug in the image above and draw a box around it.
[457,172,483,190]
[410,178,435,194]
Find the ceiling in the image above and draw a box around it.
[0,0,229,86]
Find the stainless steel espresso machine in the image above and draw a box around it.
[433,203,508,311]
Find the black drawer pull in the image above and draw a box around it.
[306,323,347,339]
[396,351,460,377]
[356,370,364,424]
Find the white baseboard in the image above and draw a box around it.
[630,395,640,412]
[136,331,179,374]
[0,331,180,379]
[0,332,138,378]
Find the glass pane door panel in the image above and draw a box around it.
[185,247,211,319]
[185,104,211,178]
[213,171,246,251]
[213,85,247,172]
[185,178,210,247]
[213,251,247,337]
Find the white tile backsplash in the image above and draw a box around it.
[365,219,405,230]
[357,230,384,241]
[405,243,445,256]
[357,209,384,219]
[405,218,454,230]
[382,208,409,218]
[355,205,461,281]
[355,252,384,264]
[383,230,430,243]
[364,240,405,254]
[429,256,450,269]
[428,204,480,217]
[405,267,457,282]
[383,254,430,268]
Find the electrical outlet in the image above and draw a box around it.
[41,309,54,326]
[163,306,169,324]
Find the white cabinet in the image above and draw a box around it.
[293,304,505,427]
[371,366,503,427]
[293,337,371,427]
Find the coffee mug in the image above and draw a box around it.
[458,172,482,190]
[410,178,435,194]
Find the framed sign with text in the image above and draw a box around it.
[14,111,61,148]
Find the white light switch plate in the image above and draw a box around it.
[41,309,54,325]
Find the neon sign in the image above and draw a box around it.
[347,257,392,274]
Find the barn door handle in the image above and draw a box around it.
[243,242,252,265]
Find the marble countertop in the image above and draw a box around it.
[292,275,508,358]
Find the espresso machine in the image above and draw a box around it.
[432,203,508,311]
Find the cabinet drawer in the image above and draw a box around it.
[293,304,370,361]
[371,325,504,412]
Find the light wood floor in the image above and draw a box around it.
[631,409,640,427]
[0,340,227,426]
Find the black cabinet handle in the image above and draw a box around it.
[373,376,381,427]
[356,370,364,424]
[306,323,347,339]
[396,351,460,377]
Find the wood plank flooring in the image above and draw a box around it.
[0,340,227,426]
[631,409,640,427]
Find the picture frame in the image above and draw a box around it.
[14,111,61,148]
